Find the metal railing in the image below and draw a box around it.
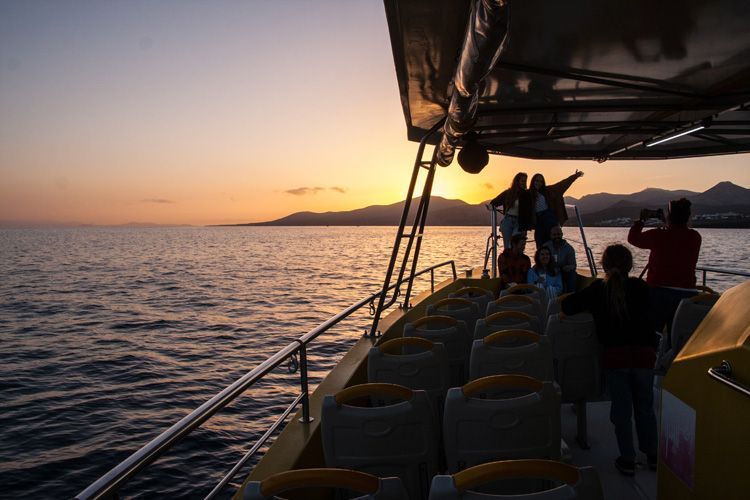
[484,203,598,277]
[697,266,750,287]
[76,260,457,500]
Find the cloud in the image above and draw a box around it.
[483,182,494,190]
[142,198,175,204]
[284,186,347,196]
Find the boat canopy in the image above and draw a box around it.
[384,0,750,164]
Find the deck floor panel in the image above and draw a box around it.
[562,401,656,500]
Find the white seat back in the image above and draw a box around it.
[474,311,540,339]
[450,287,495,317]
[499,285,547,323]
[322,384,440,500]
[426,298,483,339]
[545,292,573,321]
[486,296,539,324]
[404,316,471,386]
[428,460,603,499]
[545,313,601,403]
[469,331,553,382]
[443,376,561,473]
[243,469,409,500]
[369,337,450,416]
[656,293,720,373]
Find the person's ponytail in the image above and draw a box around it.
[601,244,634,322]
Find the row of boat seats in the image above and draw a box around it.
[369,333,554,418]
[468,331,553,382]
[243,461,604,499]
[320,379,564,499]
[447,285,569,334]
[655,292,721,374]
[418,298,599,388]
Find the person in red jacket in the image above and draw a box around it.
[498,233,531,289]
[627,198,701,338]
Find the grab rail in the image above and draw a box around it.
[708,360,750,398]
[697,266,750,287]
[76,260,457,500]
[485,203,597,277]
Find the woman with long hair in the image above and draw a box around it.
[527,247,562,298]
[490,172,531,249]
[528,170,584,249]
[561,244,658,477]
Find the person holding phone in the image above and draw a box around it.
[628,198,701,337]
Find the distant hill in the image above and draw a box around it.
[241,197,489,226]
[232,182,750,228]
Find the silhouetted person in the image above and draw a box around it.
[490,172,531,250]
[543,225,577,292]
[528,246,563,298]
[498,233,531,289]
[529,170,584,249]
[562,245,658,476]
[628,198,701,338]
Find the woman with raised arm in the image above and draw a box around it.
[528,170,584,249]
[561,244,658,477]
[490,172,531,249]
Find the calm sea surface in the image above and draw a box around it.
[1,226,748,498]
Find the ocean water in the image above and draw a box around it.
[0,226,748,499]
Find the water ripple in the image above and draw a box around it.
[0,226,747,499]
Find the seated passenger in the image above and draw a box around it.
[561,244,658,477]
[543,225,577,293]
[528,247,562,299]
[498,233,531,289]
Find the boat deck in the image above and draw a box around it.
[563,401,656,499]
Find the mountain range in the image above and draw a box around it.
[236,181,750,228]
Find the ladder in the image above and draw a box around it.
[369,120,444,336]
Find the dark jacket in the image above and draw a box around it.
[538,173,580,225]
[561,277,657,368]
[490,189,533,230]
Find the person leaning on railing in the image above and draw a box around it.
[627,198,702,338]
[490,172,531,250]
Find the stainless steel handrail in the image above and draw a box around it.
[485,203,598,278]
[708,360,750,398]
[75,260,457,500]
[697,266,750,287]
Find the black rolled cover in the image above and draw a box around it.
[438,0,510,166]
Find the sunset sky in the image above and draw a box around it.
[2,1,749,226]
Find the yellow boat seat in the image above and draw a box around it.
[242,468,408,500]
[404,315,471,387]
[321,383,440,500]
[468,330,553,383]
[428,460,603,499]
[443,375,562,474]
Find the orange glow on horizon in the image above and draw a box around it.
[1,2,749,226]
